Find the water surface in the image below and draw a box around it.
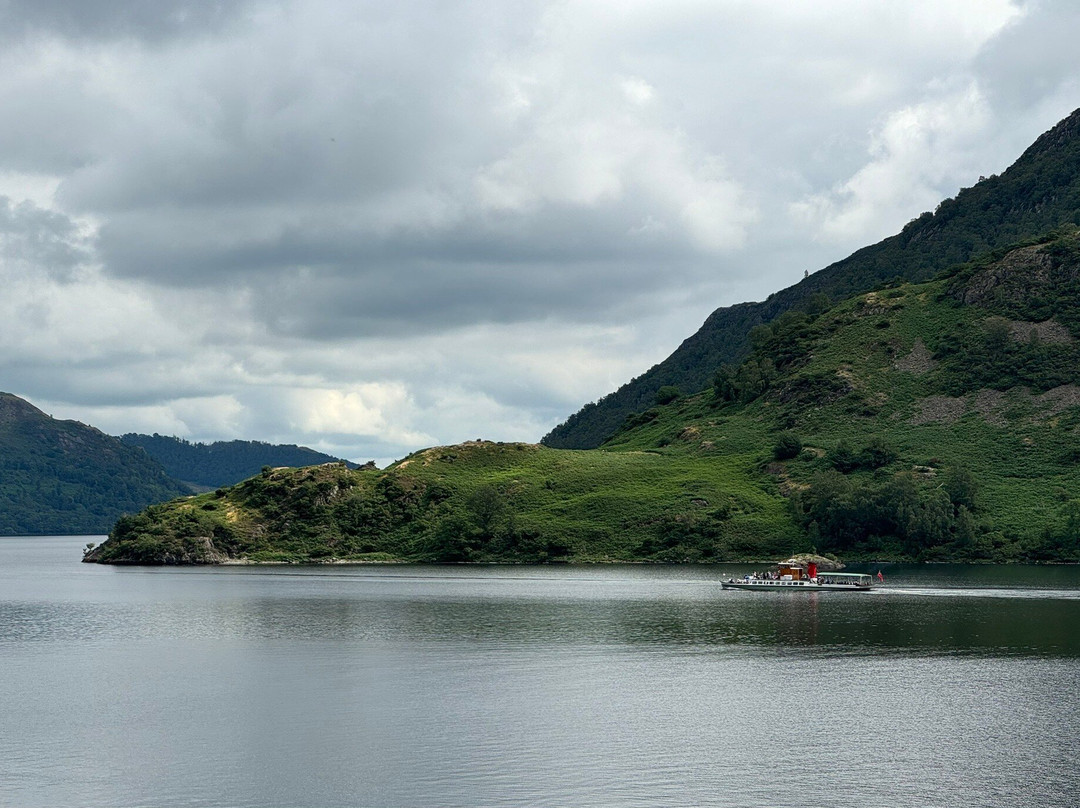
[3,536,1079,807]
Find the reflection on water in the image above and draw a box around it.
[3,537,1080,807]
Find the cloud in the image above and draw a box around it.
[790,81,993,243]
[3,0,1080,465]
[0,196,92,280]
[0,0,254,42]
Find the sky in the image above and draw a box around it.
[3,0,1080,465]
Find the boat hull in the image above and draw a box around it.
[721,580,872,592]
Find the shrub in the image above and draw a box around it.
[773,432,803,460]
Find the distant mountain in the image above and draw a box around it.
[119,433,362,488]
[0,393,189,535]
[543,107,1080,448]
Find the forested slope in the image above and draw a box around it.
[120,433,361,488]
[0,394,189,534]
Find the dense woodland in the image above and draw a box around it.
[120,433,359,488]
[0,394,188,534]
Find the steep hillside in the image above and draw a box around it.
[86,233,1080,564]
[544,107,1080,449]
[120,433,363,488]
[0,393,189,535]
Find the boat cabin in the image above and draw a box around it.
[816,572,873,588]
[777,563,810,581]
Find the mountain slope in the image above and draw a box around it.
[120,433,362,488]
[543,107,1080,449]
[86,232,1080,564]
[0,393,189,534]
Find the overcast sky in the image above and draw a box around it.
[3,0,1079,464]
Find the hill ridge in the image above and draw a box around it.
[0,392,190,535]
[542,106,1080,449]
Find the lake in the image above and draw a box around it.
[3,536,1079,807]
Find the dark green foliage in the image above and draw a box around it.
[636,513,729,562]
[793,469,983,559]
[772,432,802,460]
[933,316,1080,395]
[612,408,661,435]
[655,385,681,405]
[544,108,1080,449]
[826,442,861,473]
[942,465,978,511]
[466,485,507,537]
[826,437,898,473]
[1033,500,1080,560]
[0,393,189,535]
[120,433,360,487]
[711,359,778,405]
[774,372,851,406]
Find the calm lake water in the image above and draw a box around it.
[3,536,1080,807]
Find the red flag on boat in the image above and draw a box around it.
[807,562,817,579]
[877,570,884,582]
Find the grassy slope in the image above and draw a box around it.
[88,235,1080,564]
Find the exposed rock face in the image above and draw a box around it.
[911,384,1080,428]
[1005,318,1074,344]
[83,534,229,565]
[958,244,1060,306]
[895,338,937,374]
[972,389,1008,427]
[955,236,1080,331]
[910,395,966,425]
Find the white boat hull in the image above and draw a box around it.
[721,579,872,592]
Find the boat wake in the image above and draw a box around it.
[879,586,1080,601]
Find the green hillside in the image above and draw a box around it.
[543,107,1080,449]
[0,393,189,535]
[119,433,362,488]
[86,232,1080,564]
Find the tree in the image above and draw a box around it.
[655,385,681,405]
[943,465,978,511]
[466,485,507,537]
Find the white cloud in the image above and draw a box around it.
[791,81,992,244]
[284,384,433,447]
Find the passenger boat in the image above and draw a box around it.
[721,560,873,591]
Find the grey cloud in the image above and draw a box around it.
[0,0,255,42]
[975,1,1080,114]
[5,0,1080,461]
[246,257,679,341]
[0,197,90,280]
